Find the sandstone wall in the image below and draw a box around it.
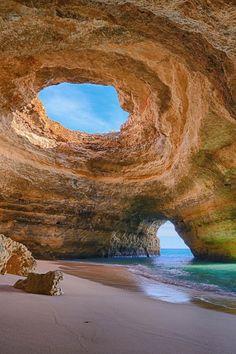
[0,1,235,260]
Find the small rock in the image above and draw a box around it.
[14,270,64,296]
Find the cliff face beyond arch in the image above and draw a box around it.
[0,0,235,260]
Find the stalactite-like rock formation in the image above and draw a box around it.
[0,0,235,260]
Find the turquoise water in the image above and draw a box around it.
[77,249,236,297]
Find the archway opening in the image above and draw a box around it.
[157,221,192,255]
[38,83,129,134]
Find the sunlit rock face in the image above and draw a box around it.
[0,0,235,260]
[0,234,36,276]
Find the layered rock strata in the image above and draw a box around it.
[0,234,36,276]
[0,1,235,260]
[108,221,161,257]
[14,270,64,295]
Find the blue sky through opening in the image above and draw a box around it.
[39,83,129,134]
[39,83,189,249]
[158,221,188,249]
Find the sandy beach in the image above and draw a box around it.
[0,260,236,354]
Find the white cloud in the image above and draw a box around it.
[38,84,128,133]
[158,221,188,249]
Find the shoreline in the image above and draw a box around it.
[58,261,140,292]
[1,260,236,354]
[56,259,236,315]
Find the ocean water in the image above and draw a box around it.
[77,249,236,307]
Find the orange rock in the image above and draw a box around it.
[0,1,235,260]
[14,271,64,296]
[0,235,36,276]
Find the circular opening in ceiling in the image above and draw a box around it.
[38,83,129,134]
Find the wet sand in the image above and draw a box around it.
[59,260,236,314]
[59,261,140,291]
[0,260,236,354]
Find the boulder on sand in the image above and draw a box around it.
[14,270,64,296]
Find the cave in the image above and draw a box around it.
[0,0,235,262]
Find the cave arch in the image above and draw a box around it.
[157,221,189,251]
[0,1,235,261]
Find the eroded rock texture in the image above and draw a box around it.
[14,270,64,295]
[0,1,235,260]
[0,234,36,275]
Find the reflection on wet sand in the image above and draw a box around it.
[59,261,140,292]
[57,261,236,315]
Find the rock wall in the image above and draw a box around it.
[0,1,235,260]
[108,221,161,257]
